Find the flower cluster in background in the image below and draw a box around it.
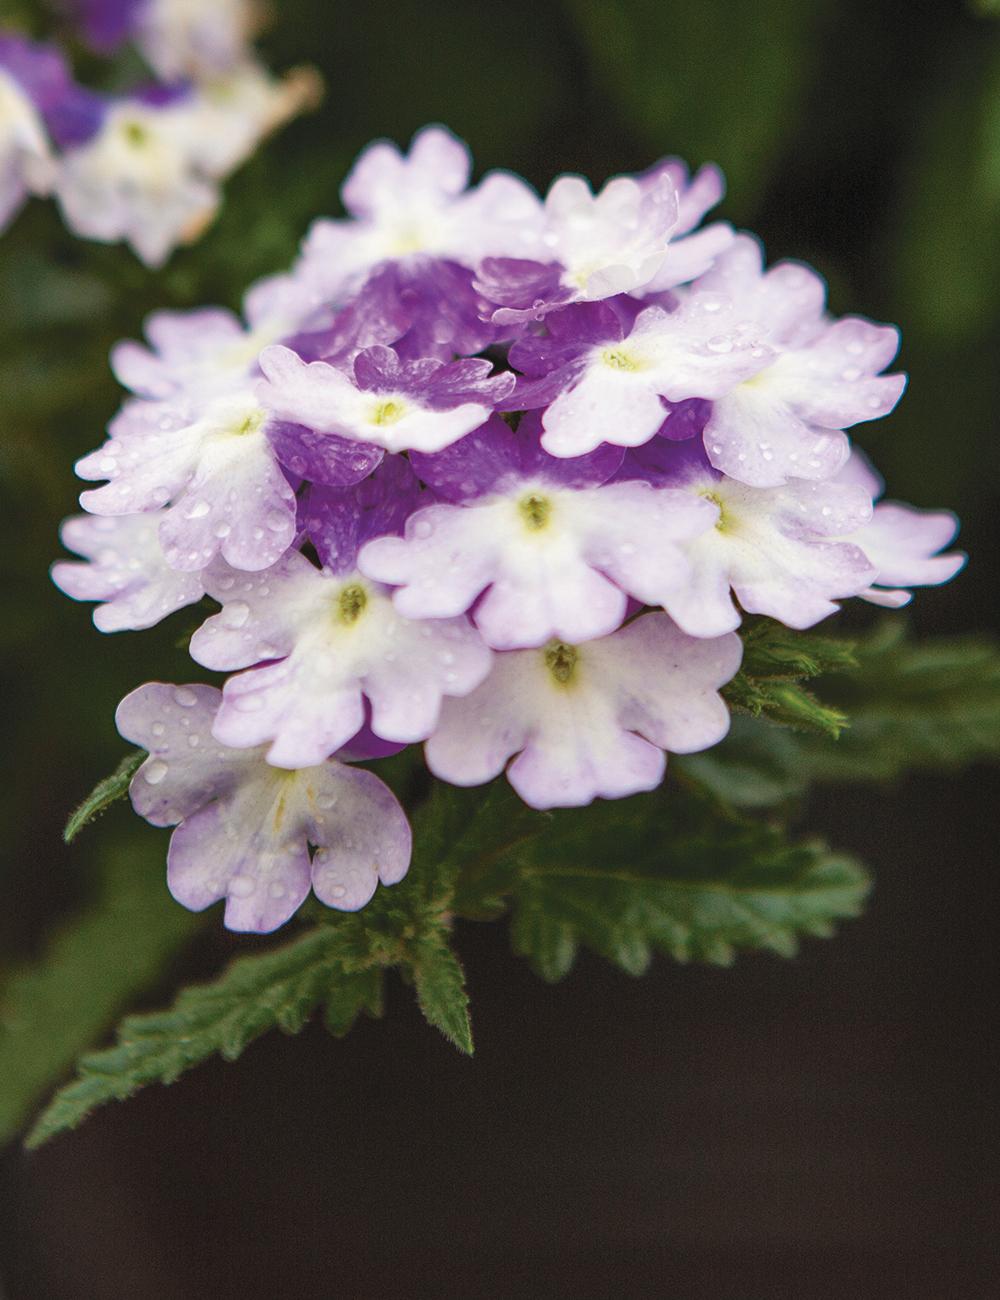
[0,0,319,264]
[51,125,965,933]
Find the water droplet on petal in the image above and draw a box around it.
[264,510,288,532]
[214,522,232,538]
[151,721,165,736]
[222,601,250,628]
[185,500,212,519]
[413,519,434,539]
[229,875,255,898]
[144,759,169,784]
[173,687,198,707]
[706,335,733,353]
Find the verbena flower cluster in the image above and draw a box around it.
[0,0,317,264]
[53,126,965,932]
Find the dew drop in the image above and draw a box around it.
[256,642,280,659]
[144,759,169,785]
[216,575,235,591]
[706,335,733,353]
[173,686,198,707]
[185,499,211,519]
[331,885,346,898]
[252,527,264,540]
[229,875,255,898]
[413,518,434,539]
[317,794,337,810]
[151,721,165,736]
[222,601,250,628]
[269,881,287,899]
[264,510,288,532]
[214,521,232,538]
[187,734,201,747]
[841,365,862,382]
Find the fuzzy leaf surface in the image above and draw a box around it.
[64,750,147,844]
[453,787,869,979]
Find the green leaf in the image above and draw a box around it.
[25,923,379,1147]
[560,0,830,213]
[0,835,206,1145]
[29,777,547,1143]
[410,928,473,1054]
[802,617,1000,781]
[680,619,1000,804]
[64,750,146,843]
[457,786,869,979]
[722,618,856,737]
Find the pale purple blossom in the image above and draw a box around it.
[694,236,906,487]
[478,161,734,327]
[292,126,543,304]
[0,36,66,230]
[507,295,775,458]
[632,159,734,293]
[834,451,965,606]
[618,437,877,636]
[257,342,513,455]
[76,391,299,571]
[189,546,492,768]
[54,66,318,267]
[117,681,411,930]
[425,612,741,808]
[51,511,204,630]
[359,412,717,649]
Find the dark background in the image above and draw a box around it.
[0,0,997,1294]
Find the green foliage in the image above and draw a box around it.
[560,0,829,212]
[803,617,1000,781]
[453,785,869,979]
[64,750,146,844]
[0,834,206,1145]
[26,779,548,1144]
[721,618,856,737]
[679,619,1000,805]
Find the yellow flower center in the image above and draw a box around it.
[371,400,405,426]
[544,640,578,684]
[337,583,368,624]
[519,493,552,530]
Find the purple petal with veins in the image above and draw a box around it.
[266,419,383,487]
[299,454,423,573]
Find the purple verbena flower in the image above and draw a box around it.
[292,126,543,303]
[257,342,514,454]
[188,546,492,768]
[619,436,877,635]
[425,612,741,808]
[834,451,966,606]
[51,511,205,630]
[76,392,300,572]
[506,296,775,457]
[358,412,717,649]
[693,235,906,487]
[117,681,412,930]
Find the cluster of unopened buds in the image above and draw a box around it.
[0,0,318,264]
[52,125,965,932]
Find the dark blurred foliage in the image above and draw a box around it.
[0,0,997,1293]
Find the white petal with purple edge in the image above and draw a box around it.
[360,480,716,650]
[426,612,741,809]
